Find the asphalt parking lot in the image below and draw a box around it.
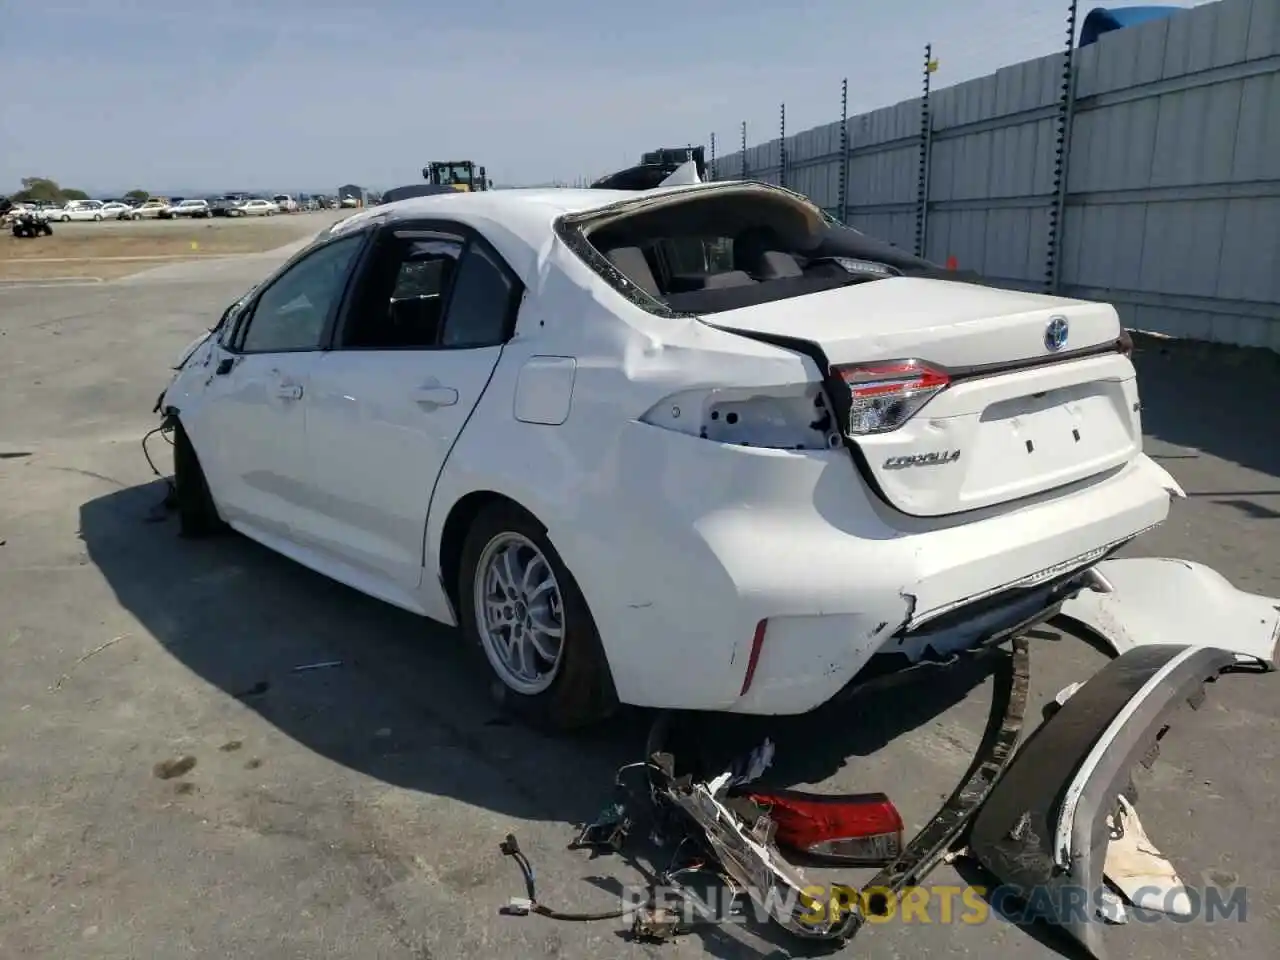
[0,246,1277,959]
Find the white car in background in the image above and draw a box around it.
[155,181,1278,739]
[228,198,278,217]
[272,194,298,212]
[100,202,131,219]
[57,200,108,221]
[163,198,211,219]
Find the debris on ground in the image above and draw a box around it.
[48,633,131,691]
[498,639,1029,947]
[291,660,343,673]
[153,754,197,780]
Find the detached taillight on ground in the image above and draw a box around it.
[834,359,950,435]
[742,790,905,864]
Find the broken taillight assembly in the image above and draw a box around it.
[834,359,951,435]
[740,789,905,864]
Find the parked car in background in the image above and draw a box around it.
[162,198,212,219]
[100,202,131,219]
[128,199,170,219]
[228,198,278,217]
[49,200,108,222]
[272,194,299,213]
[209,197,239,216]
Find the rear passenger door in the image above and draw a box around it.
[300,220,524,589]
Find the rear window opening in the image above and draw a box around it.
[561,185,946,315]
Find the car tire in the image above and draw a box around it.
[132,213,141,220]
[458,501,617,731]
[172,421,225,538]
[61,215,70,222]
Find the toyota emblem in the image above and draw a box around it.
[1045,316,1069,352]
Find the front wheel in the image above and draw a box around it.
[61,215,70,222]
[458,502,616,730]
[172,421,225,538]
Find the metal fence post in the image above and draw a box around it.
[710,133,717,181]
[779,103,788,189]
[1047,0,1080,294]
[915,43,935,259]
[839,78,850,224]
[741,121,748,180]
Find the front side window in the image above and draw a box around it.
[238,235,364,353]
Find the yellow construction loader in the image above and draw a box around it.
[421,161,491,192]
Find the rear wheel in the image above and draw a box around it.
[458,502,617,731]
[172,421,225,538]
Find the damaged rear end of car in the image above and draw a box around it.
[509,180,1280,955]
[551,181,1187,708]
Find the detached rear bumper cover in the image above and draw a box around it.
[968,644,1245,960]
[1059,557,1280,667]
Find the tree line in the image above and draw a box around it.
[6,177,149,204]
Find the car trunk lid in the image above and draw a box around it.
[699,277,1140,517]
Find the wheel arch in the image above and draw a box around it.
[438,490,538,615]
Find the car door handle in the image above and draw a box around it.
[274,383,303,400]
[411,386,458,409]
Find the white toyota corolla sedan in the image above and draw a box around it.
[154,179,1274,730]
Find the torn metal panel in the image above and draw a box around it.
[1058,558,1280,667]
[968,643,1239,960]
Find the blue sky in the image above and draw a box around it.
[2,0,1203,195]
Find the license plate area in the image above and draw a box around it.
[962,383,1136,504]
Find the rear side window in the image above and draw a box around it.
[439,242,519,347]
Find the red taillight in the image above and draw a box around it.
[834,359,950,435]
[743,790,905,864]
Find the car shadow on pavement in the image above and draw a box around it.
[79,478,1003,958]
[1132,340,1280,483]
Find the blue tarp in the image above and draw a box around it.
[1079,5,1183,46]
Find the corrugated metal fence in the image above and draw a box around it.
[707,0,1280,351]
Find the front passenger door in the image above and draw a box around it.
[190,233,366,542]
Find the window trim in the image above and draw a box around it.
[224,230,373,356]
[327,217,526,353]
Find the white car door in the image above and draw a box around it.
[187,233,369,542]
[299,222,518,589]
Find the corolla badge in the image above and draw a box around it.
[1044,315,1069,352]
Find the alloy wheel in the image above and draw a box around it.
[473,531,565,694]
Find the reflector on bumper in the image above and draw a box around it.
[968,643,1241,960]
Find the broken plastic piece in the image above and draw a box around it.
[1103,795,1191,917]
[969,644,1239,960]
[1096,889,1128,924]
[1059,558,1280,667]
[572,803,631,852]
[631,905,681,941]
[730,738,775,787]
